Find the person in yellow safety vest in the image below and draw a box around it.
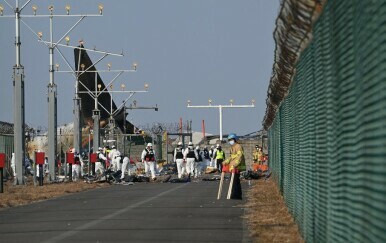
[257,147,263,165]
[214,145,226,172]
[252,145,260,163]
[223,133,246,200]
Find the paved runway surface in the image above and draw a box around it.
[0,180,252,243]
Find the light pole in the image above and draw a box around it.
[33,4,102,182]
[0,1,103,183]
[0,0,29,185]
[73,63,142,152]
[187,99,256,141]
[55,44,125,159]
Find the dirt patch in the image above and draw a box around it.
[0,179,110,209]
[245,179,304,243]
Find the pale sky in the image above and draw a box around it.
[0,0,280,136]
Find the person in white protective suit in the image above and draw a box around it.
[173,141,185,178]
[141,143,157,180]
[96,147,107,176]
[11,153,15,177]
[108,145,120,172]
[72,152,81,181]
[120,154,133,180]
[183,142,195,178]
[80,152,85,178]
[115,151,122,172]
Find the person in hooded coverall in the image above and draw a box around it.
[96,147,107,176]
[120,154,132,180]
[174,141,185,178]
[183,142,195,177]
[223,133,246,200]
[115,151,123,172]
[72,152,81,181]
[108,145,119,172]
[141,143,157,180]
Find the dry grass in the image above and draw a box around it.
[0,179,110,209]
[244,179,304,243]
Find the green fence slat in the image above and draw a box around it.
[268,0,386,242]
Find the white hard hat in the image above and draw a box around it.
[188,141,193,146]
[211,146,214,149]
[98,147,103,151]
[196,146,200,150]
[178,142,183,146]
[112,145,116,149]
[216,144,220,148]
[147,143,153,147]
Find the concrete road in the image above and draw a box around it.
[0,180,252,243]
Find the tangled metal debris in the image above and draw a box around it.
[262,0,326,130]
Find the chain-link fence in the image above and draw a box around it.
[266,0,386,242]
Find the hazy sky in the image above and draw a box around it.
[0,0,280,136]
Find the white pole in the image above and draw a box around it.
[219,105,223,141]
[47,12,57,181]
[14,0,26,185]
[187,101,255,142]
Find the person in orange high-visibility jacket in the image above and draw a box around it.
[223,133,246,200]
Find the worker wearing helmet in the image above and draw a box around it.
[253,145,263,166]
[214,145,226,172]
[223,133,246,200]
[253,145,259,164]
[96,147,107,176]
[115,151,123,172]
[194,145,203,178]
[141,143,156,180]
[108,145,120,172]
[72,151,81,181]
[183,141,195,178]
[174,141,185,178]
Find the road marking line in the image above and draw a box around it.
[42,183,187,243]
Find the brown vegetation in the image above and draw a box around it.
[0,180,109,208]
[245,179,304,243]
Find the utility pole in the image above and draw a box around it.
[187,99,255,141]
